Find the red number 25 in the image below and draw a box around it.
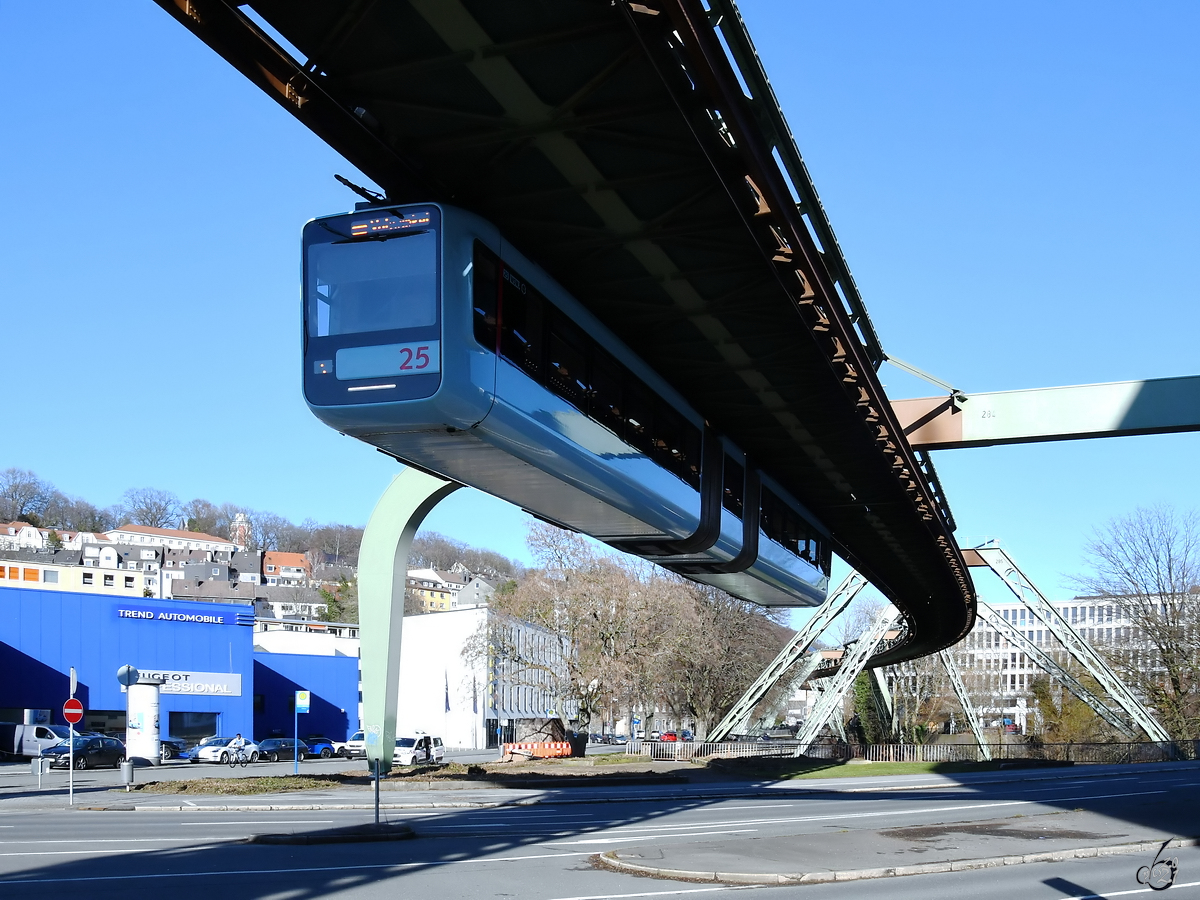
[398,346,431,371]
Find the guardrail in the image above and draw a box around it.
[629,739,1200,764]
[628,740,802,761]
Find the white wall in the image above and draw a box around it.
[396,608,488,749]
[253,608,490,749]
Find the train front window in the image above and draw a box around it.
[307,229,437,337]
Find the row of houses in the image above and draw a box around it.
[2,522,505,622]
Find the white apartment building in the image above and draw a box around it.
[253,607,569,748]
[106,524,237,554]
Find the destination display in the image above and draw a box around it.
[336,340,441,381]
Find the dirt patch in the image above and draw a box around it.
[127,758,689,794]
[883,819,1120,843]
[130,775,348,795]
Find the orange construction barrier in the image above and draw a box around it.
[502,741,572,759]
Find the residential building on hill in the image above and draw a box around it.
[263,551,310,586]
[1,523,105,551]
[105,524,238,553]
[406,568,497,612]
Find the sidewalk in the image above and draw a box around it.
[596,807,1200,885]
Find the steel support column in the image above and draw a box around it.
[794,605,900,755]
[976,603,1137,738]
[358,468,460,770]
[971,547,1169,742]
[938,650,992,761]
[707,571,868,742]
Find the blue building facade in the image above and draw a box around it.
[252,652,358,743]
[0,586,255,740]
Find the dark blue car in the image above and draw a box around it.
[303,735,337,758]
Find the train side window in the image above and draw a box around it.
[723,455,745,518]
[547,310,588,410]
[472,242,500,351]
[499,268,543,380]
[590,350,625,438]
[654,402,699,488]
[623,381,655,456]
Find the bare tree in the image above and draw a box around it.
[182,498,222,536]
[115,487,182,529]
[311,523,363,566]
[653,581,791,738]
[1074,504,1200,739]
[248,511,290,551]
[886,654,950,743]
[0,468,52,523]
[41,491,113,533]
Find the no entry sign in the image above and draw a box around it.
[63,698,83,725]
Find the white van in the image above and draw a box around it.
[0,723,73,759]
[395,734,444,766]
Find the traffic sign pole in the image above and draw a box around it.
[63,696,83,806]
[294,691,310,775]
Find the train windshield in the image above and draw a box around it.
[307,227,437,337]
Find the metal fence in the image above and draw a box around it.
[628,740,802,761]
[629,739,1200,764]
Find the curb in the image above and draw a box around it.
[595,836,1200,885]
[246,824,415,845]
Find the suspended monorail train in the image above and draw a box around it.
[303,203,831,607]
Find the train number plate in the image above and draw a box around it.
[336,341,441,380]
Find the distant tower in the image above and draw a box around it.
[231,513,251,550]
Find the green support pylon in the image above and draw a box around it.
[358,468,460,772]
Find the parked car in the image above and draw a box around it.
[190,736,260,764]
[257,738,310,762]
[0,722,72,759]
[303,736,337,758]
[680,730,694,742]
[106,732,190,761]
[337,730,365,759]
[394,734,444,766]
[588,733,603,744]
[659,731,679,742]
[44,735,125,769]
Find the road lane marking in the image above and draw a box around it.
[708,805,794,811]
[549,829,759,845]
[0,851,594,884]
[548,886,762,900]
[1056,880,1200,899]
[0,839,229,845]
[178,820,333,826]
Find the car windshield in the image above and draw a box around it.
[396,738,416,748]
[199,737,230,747]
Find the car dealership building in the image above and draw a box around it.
[0,585,357,744]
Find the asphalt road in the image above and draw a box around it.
[1,764,1198,899]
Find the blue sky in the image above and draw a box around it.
[2,2,1197,616]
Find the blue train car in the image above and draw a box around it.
[303,203,830,607]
